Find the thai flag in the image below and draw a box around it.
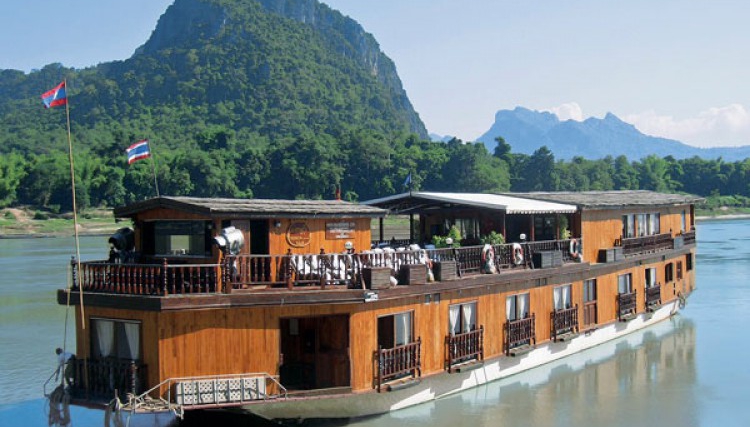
[41,81,67,108]
[126,140,151,164]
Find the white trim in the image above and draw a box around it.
[246,302,682,420]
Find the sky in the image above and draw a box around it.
[2,0,749,148]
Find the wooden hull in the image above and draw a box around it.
[242,299,685,420]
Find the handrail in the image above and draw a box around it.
[139,372,287,407]
[620,233,673,256]
[446,327,484,372]
[646,284,662,309]
[505,314,536,355]
[71,237,585,296]
[374,339,422,392]
[618,291,637,320]
[551,305,579,341]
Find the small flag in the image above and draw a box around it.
[41,81,67,108]
[126,140,151,164]
[403,172,412,188]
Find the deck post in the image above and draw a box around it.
[286,249,294,289]
[161,258,168,296]
[70,256,79,290]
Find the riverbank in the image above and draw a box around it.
[2,206,749,239]
[0,207,120,239]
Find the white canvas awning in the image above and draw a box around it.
[364,192,577,214]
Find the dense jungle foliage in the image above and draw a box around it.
[1,0,748,212]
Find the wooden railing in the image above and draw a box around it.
[69,358,146,399]
[682,229,696,245]
[75,259,220,295]
[620,233,673,256]
[374,339,422,392]
[72,238,584,296]
[618,291,637,321]
[551,305,579,341]
[445,327,484,372]
[504,314,536,355]
[646,284,662,311]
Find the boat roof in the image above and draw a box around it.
[505,191,704,209]
[363,192,577,215]
[113,196,388,219]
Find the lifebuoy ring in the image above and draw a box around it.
[512,243,524,265]
[569,238,581,260]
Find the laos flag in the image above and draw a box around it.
[41,81,67,108]
[126,140,151,164]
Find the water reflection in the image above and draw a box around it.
[347,317,696,427]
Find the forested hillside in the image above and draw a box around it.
[0,0,748,213]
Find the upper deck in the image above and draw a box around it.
[60,191,699,310]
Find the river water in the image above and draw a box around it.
[1,219,749,427]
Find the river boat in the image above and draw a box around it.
[54,190,699,422]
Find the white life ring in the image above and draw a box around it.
[569,238,581,260]
[512,243,524,265]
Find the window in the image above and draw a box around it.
[618,273,633,294]
[665,263,674,282]
[645,267,657,288]
[449,302,477,335]
[378,311,413,349]
[686,254,693,271]
[583,279,597,326]
[91,318,141,361]
[636,214,647,237]
[455,218,479,240]
[506,293,530,321]
[677,261,683,280]
[681,210,687,233]
[622,215,635,238]
[647,213,660,235]
[144,220,213,257]
[553,284,572,311]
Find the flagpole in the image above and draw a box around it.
[62,78,86,330]
[149,140,160,197]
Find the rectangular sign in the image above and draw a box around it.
[326,221,356,239]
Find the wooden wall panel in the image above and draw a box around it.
[582,205,692,263]
[268,218,372,255]
[75,307,161,389]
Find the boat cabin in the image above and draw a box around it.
[58,191,699,418]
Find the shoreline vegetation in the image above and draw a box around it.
[2,206,750,239]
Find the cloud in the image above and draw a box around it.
[544,102,584,122]
[623,104,750,148]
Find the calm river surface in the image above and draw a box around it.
[1,219,749,427]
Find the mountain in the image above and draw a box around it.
[477,107,750,161]
[0,0,427,155]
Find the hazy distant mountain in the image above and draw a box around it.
[477,107,750,161]
[429,133,455,143]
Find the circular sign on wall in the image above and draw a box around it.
[286,222,311,248]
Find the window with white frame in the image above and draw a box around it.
[681,210,687,233]
[506,293,530,321]
[553,284,572,311]
[636,214,647,237]
[618,273,633,294]
[647,213,660,235]
[449,302,477,335]
[645,267,657,288]
[622,215,635,238]
[90,318,141,361]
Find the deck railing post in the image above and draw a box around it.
[70,256,79,290]
[161,259,168,296]
[286,249,294,289]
